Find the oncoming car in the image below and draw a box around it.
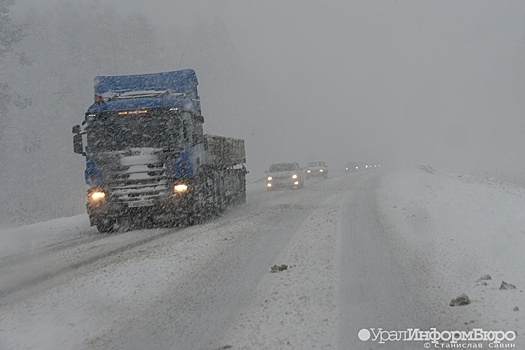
[305,161,328,178]
[345,162,359,172]
[266,162,304,190]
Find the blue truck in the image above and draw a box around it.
[72,69,247,232]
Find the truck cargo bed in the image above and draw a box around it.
[205,134,246,166]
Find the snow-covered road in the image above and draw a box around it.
[0,167,522,349]
[338,171,439,349]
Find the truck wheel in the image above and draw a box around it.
[238,190,247,204]
[185,197,202,226]
[96,218,115,233]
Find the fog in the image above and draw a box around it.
[3,0,525,226]
[99,0,525,173]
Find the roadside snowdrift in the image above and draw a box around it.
[377,166,524,342]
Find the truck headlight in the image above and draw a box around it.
[89,190,106,202]
[292,174,298,179]
[174,184,188,193]
[267,176,272,181]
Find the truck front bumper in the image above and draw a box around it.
[87,192,196,226]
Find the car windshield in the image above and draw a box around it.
[269,163,297,172]
[307,162,324,167]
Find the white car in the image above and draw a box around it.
[266,162,304,190]
[305,161,328,178]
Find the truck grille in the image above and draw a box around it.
[108,163,168,203]
[101,149,170,205]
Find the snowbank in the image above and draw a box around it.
[377,166,524,344]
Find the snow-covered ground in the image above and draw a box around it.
[375,166,524,349]
[0,166,522,349]
[378,166,524,335]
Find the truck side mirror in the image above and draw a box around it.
[72,125,81,134]
[73,133,84,154]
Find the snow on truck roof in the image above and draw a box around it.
[94,69,198,96]
[87,69,201,114]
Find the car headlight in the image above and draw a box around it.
[292,174,298,179]
[320,169,324,172]
[89,190,106,203]
[174,184,188,193]
[267,176,273,181]
[306,170,311,173]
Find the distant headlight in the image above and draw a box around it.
[320,169,324,172]
[267,183,272,188]
[267,176,273,181]
[292,174,298,179]
[306,170,311,173]
[174,184,188,193]
[345,167,348,170]
[89,191,105,202]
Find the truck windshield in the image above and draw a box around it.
[86,109,183,153]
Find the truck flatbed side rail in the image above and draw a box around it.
[205,134,246,166]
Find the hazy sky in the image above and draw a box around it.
[14,0,525,176]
